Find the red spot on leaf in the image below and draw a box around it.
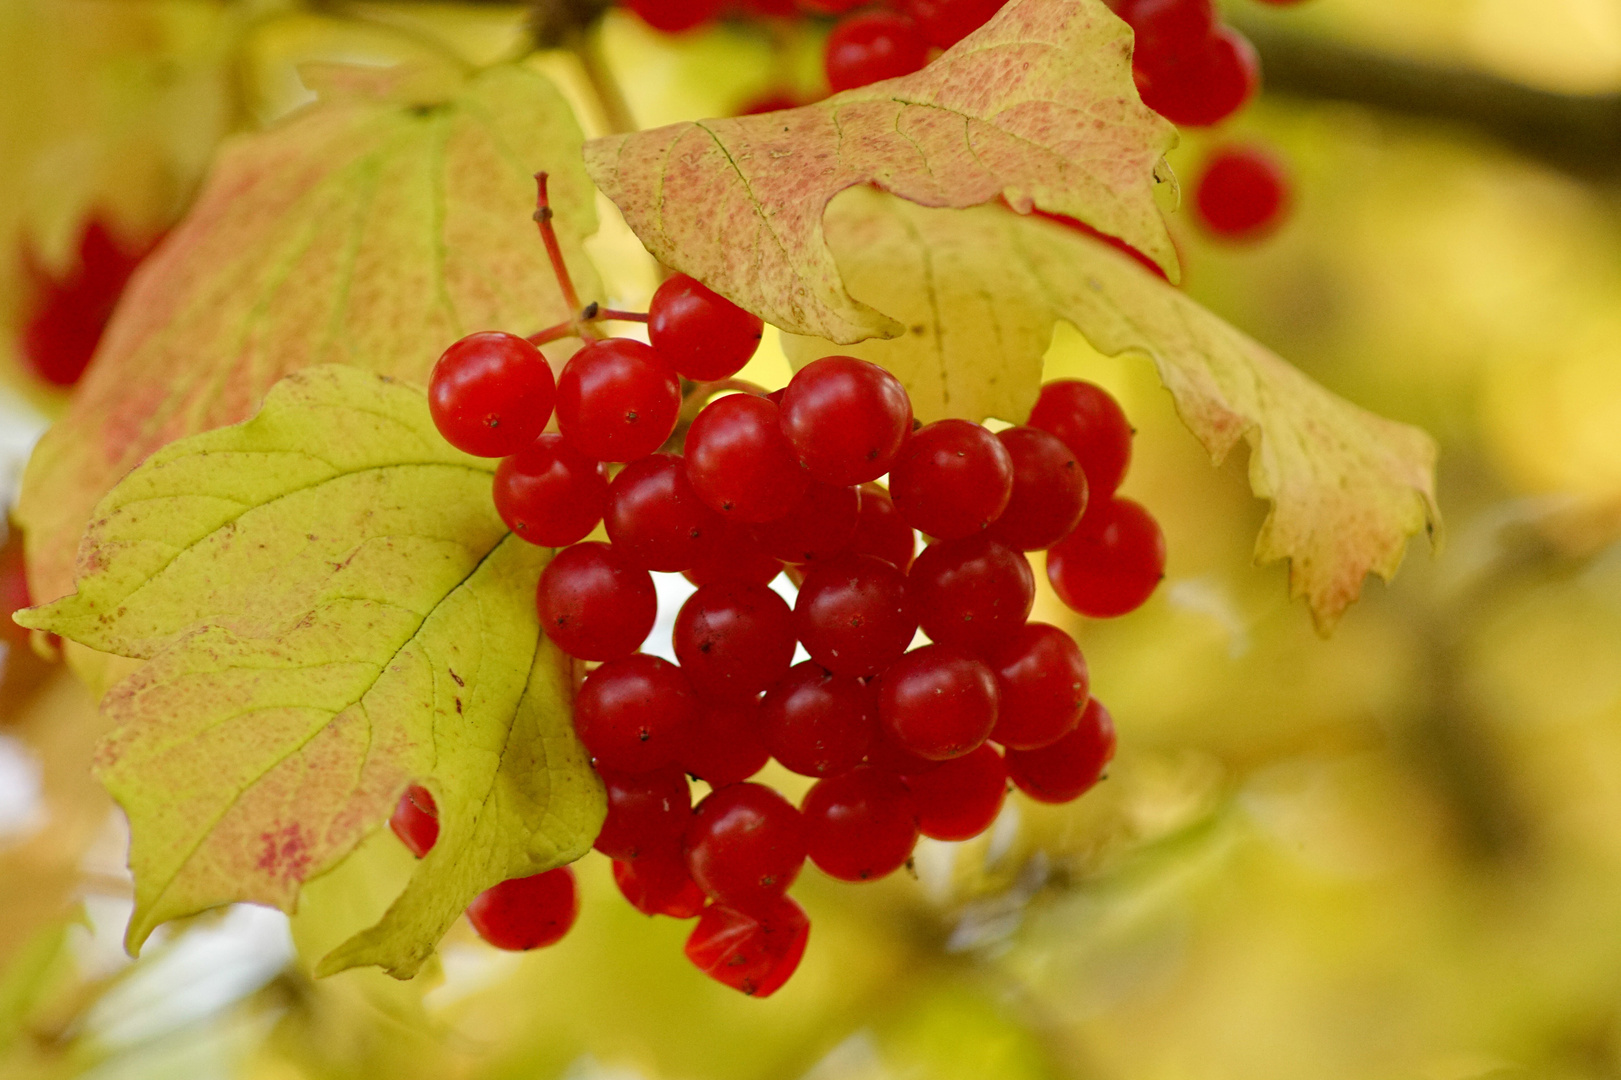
[256,822,315,882]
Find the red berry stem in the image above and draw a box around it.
[532,171,591,333]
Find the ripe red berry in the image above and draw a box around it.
[908,535,1035,652]
[605,453,725,572]
[903,0,1004,48]
[1123,0,1214,53]
[555,338,681,462]
[1046,497,1166,617]
[389,784,439,857]
[536,542,657,661]
[865,729,943,776]
[877,644,999,761]
[681,698,772,788]
[825,12,929,92]
[685,393,810,523]
[1026,380,1133,501]
[625,0,723,33]
[888,419,1014,539]
[22,218,157,387]
[685,782,808,912]
[593,766,692,862]
[760,661,879,778]
[466,867,579,951]
[900,743,1007,841]
[983,622,1089,750]
[799,0,866,13]
[429,331,556,457]
[779,356,913,485]
[986,427,1088,551]
[684,896,809,998]
[801,767,919,881]
[673,582,797,702]
[575,654,699,773]
[1005,698,1116,803]
[751,481,861,565]
[1134,24,1259,128]
[742,0,798,14]
[794,554,918,678]
[614,854,707,918]
[1193,145,1292,240]
[648,273,764,381]
[850,484,917,571]
[493,434,608,547]
[684,521,783,588]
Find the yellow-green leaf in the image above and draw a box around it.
[782,189,1441,629]
[18,365,604,978]
[582,0,1175,345]
[17,62,599,610]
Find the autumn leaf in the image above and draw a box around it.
[16,62,600,611]
[17,366,604,979]
[782,189,1440,629]
[582,0,1176,345]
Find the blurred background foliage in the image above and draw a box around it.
[2,0,1621,1077]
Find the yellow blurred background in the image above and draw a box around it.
[3,1,1621,1078]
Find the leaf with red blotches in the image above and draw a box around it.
[583,0,1177,345]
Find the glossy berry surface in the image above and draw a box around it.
[593,766,692,862]
[850,485,917,571]
[1026,380,1133,501]
[1135,24,1259,128]
[878,644,1000,761]
[684,521,783,588]
[888,419,1015,539]
[686,783,808,913]
[614,854,707,919]
[801,767,919,882]
[985,622,1090,750]
[779,356,913,485]
[1046,497,1166,617]
[760,661,879,778]
[986,427,1088,551]
[574,654,698,773]
[681,699,772,788]
[684,896,809,998]
[908,535,1035,652]
[625,0,723,33]
[605,453,725,572]
[901,743,1007,841]
[648,273,765,381]
[555,337,681,462]
[904,0,1005,47]
[673,582,797,702]
[536,542,657,661]
[1005,698,1116,803]
[685,393,809,523]
[751,481,861,565]
[1194,145,1292,240]
[389,784,439,858]
[493,434,608,547]
[466,867,578,951]
[429,331,556,457]
[825,12,929,92]
[795,554,918,678]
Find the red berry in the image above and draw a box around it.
[986,427,1088,551]
[429,331,556,457]
[738,91,801,115]
[1193,144,1291,240]
[536,542,657,661]
[493,434,608,547]
[681,698,772,788]
[1005,698,1116,803]
[900,743,1007,840]
[903,0,1004,48]
[555,338,681,462]
[575,654,699,773]
[800,0,866,13]
[760,661,879,778]
[908,535,1035,652]
[742,0,798,14]
[648,273,764,381]
[1046,497,1166,617]
[850,484,917,571]
[626,0,723,33]
[684,896,809,998]
[865,730,942,775]
[888,419,1014,539]
[685,394,810,523]
[983,622,1089,750]
[825,12,929,92]
[877,644,999,761]
[801,767,919,881]
[1134,24,1259,128]
[1124,0,1215,53]
[605,453,726,572]
[22,218,157,387]
[1026,380,1133,501]
[614,854,707,918]
[466,867,579,950]
[779,356,913,485]
[389,784,439,857]
[751,481,861,565]
[686,783,808,912]
[794,554,918,678]
[593,766,692,861]
[684,521,783,588]
[673,582,797,703]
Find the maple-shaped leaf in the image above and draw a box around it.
[782,189,1440,629]
[582,0,1176,345]
[17,365,604,979]
[16,63,600,611]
